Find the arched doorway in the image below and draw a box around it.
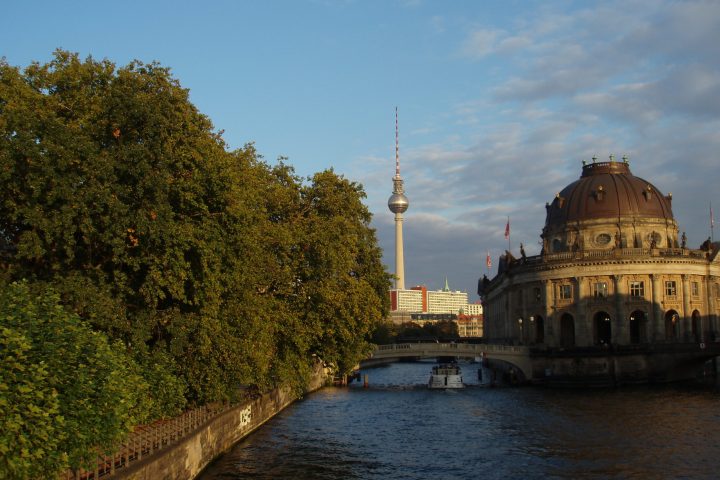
[665,310,679,341]
[629,310,646,344]
[531,315,545,344]
[594,311,612,345]
[692,310,701,343]
[560,313,575,347]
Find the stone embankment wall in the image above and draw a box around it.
[115,365,329,480]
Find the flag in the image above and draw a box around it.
[504,217,510,240]
[486,251,492,269]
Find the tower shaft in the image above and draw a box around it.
[395,212,405,289]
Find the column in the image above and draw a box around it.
[613,275,625,344]
[682,274,691,342]
[574,276,589,346]
[543,279,554,345]
[504,282,512,342]
[650,274,662,342]
[706,276,717,340]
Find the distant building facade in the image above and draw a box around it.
[426,289,468,314]
[389,279,484,336]
[456,314,483,337]
[466,303,483,316]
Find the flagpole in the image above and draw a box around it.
[711,201,715,243]
[506,216,511,252]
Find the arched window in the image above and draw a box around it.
[629,310,646,344]
[691,310,701,343]
[593,311,612,345]
[531,315,544,344]
[560,313,575,347]
[665,310,679,341]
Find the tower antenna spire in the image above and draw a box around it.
[395,106,400,176]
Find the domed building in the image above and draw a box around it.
[481,157,720,385]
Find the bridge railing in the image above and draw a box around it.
[372,343,529,356]
[377,343,411,351]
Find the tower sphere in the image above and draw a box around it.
[388,193,409,213]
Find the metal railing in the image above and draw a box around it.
[373,342,529,356]
[60,402,229,480]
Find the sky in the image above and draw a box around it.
[3,0,720,300]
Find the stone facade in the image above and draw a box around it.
[483,160,720,351]
[483,249,720,348]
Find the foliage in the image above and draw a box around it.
[0,282,149,478]
[0,48,390,425]
[392,320,460,343]
[0,324,64,479]
[297,170,391,372]
[370,320,400,345]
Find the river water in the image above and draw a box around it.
[199,361,720,479]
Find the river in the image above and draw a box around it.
[199,361,720,479]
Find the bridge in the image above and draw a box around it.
[361,343,532,379]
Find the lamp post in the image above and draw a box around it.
[605,316,611,343]
[529,316,535,344]
[518,318,524,344]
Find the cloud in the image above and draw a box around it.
[461,29,501,58]
[430,15,446,34]
[356,0,720,299]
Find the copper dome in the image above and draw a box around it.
[545,160,674,228]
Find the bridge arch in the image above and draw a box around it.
[362,343,532,380]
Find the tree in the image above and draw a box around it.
[0,50,240,406]
[296,170,391,372]
[0,282,149,478]
[0,50,390,416]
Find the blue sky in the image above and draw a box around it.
[3,0,720,299]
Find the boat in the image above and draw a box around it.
[428,363,465,389]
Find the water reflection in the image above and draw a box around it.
[200,362,720,480]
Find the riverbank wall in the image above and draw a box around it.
[113,364,329,480]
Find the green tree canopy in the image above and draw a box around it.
[0,49,390,416]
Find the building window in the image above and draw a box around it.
[630,281,645,298]
[595,233,611,246]
[691,281,699,297]
[665,281,677,297]
[559,284,573,300]
[533,287,541,302]
[593,282,608,298]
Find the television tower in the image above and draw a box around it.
[388,107,409,289]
